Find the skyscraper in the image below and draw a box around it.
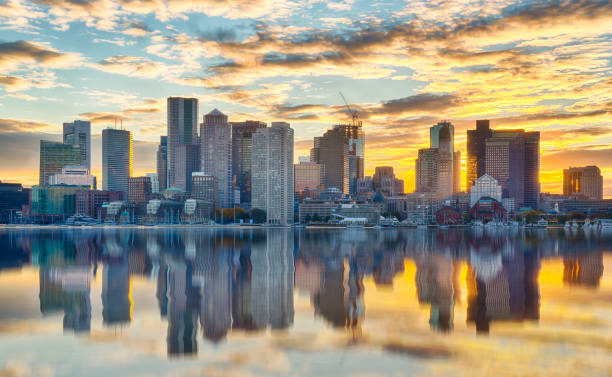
[294,159,323,195]
[102,128,132,195]
[200,109,232,208]
[63,120,91,171]
[167,97,198,188]
[310,127,349,194]
[466,120,492,189]
[156,136,168,191]
[252,122,294,225]
[372,166,404,197]
[175,144,200,192]
[415,122,458,199]
[563,166,603,200]
[333,123,365,195]
[485,130,540,209]
[230,120,266,205]
[39,140,82,186]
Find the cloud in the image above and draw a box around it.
[0,118,57,134]
[370,93,462,116]
[78,112,129,124]
[94,55,171,79]
[198,26,237,42]
[0,40,82,70]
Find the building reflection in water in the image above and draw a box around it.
[0,227,605,354]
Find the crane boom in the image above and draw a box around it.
[339,91,358,125]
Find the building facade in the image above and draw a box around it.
[373,166,404,197]
[333,123,365,195]
[102,128,133,195]
[76,190,124,218]
[485,130,540,209]
[294,161,323,195]
[49,165,96,189]
[466,120,492,189]
[128,176,153,204]
[563,166,603,200]
[0,181,29,223]
[469,174,502,207]
[175,144,200,192]
[200,109,233,208]
[146,173,159,194]
[252,122,294,225]
[231,120,266,205]
[63,120,91,171]
[31,185,89,221]
[39,140,82,186]
[310,127,349,194]
[156,136,168,191]
[167,97,198,188]
[191,173,217,207]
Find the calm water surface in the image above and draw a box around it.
[0,228,610,377]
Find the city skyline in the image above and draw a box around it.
[0,1,611,197]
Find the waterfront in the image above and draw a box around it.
[0,228,610,377]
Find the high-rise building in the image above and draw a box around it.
[453,151,461,193]
[39,140,82,186]
[415,148,440,194]
[102,128,132,195]
[310,128,349,194]
[191,172,217,206]
[294,160,323,195]
[331,123,365,195]
[167,97,198,188]
[49,165,96,189]
[252,122,294,225]
[156,136,168,191]
[128,176,152,204]
[485,130,540,209]
[373,166,404,197]
[200,109,232,208]
[466,120,492,189]
[63,120,91,171]
[415,122,458,199]
[146,173,159,194]
[563,166,603,200]
[175,144,200,192]
[231,120,266,205]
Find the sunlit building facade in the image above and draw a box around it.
[231,120,266,205]
[39,140,82,187]
[563,166,603,200]
[201,109,232,208]
[167,97,198,188]
[102,128,133,195]
[63,120,91,171]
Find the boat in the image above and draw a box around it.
[472,220,484,227]
[599,219,612,229]
[564,221,571,229]
[535,219,548,228]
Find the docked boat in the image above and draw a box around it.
[535,219,548,228]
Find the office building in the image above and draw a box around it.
[39,140,82,186]
[470,174,502,207]
[563,166,603,200]
[373,166,404,197]
[146,173,160,194]
[333,123,365,195]
[231,120,266,205]
[200,109,232,208]
[102,128,133,195]
[466,120,492,189]
[191,173,217,207]
[63,120,91,171]
[75,190,124,218]
[252,122,294,225]
[30,185,89,221]
[128,176,152,204]
[0,181,29,223]
[167,97,198,188]
[49,166,96,189]
[415,148,440,195]
[310,128,349,194]
[415,122,459,199]
[156,136,168,191]
[294,160,323,195]
[485,130,540,209]
[175,144,200,192]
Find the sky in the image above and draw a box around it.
[0,0,611,196]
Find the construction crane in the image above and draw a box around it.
[339,91,359,126]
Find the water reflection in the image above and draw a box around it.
[0,228,609,357]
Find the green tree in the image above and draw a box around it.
[251,208,267,224]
